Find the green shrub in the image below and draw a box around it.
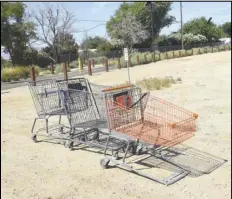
[173,51,180,58]
[146,53,153,63]
[69,61,77,68]
[108,59,116,66]
[55,64,71,74]
[1,65,40,82]
[92,56,107,65]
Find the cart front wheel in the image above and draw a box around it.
[65,141,74,151]
[100,158,110,169]
[113,151,119,160]
[32,135,37,143]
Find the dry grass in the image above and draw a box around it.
[1,65,40,82]
[136,76,182,91]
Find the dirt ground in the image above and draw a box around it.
[1,51,231,199]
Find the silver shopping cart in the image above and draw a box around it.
[28,78,103,144]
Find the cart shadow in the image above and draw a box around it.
[34,138,227,175]
[135,144,227,178]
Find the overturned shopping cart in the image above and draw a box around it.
[57,81,198,185]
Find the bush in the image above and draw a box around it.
[108,59,116,66]
[69,61,77,68]
[91,56,107,65]
[136,76,180,91]
[1,65,40,82]
[55,64,71,74]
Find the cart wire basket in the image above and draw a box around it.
[99,84,198,185]
[106,91,198,148]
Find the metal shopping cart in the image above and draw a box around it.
[98,84,198,185]
[28,79,70,143]
[56,80,130,157]
[28,78,108,145]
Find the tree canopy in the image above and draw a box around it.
[81,36,107,49]
[1,2,37,65]
[106,2,176,46]
[33,4,78,63]
[220,22,231,37]
[183,17,224,42]
[109,12,149,50]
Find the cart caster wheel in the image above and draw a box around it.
[129,145,136,155]
[59,127,64,133]
[32,135,37,143]
[79,135,85,142]
[136,147,143,155]
[92,132,99,141]
[65,141,74,151]
[100,158,110,169]
[113,151,119,160]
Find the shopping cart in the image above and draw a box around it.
[28,79,70,143]
[97,84,198,185]
[28,78,106,145]
[56,78,136,156]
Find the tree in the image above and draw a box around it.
[1,2,37,65]
[97,41,117,52]
[42,32,79,58]
[183,17,224,42]
[33,4,76,62]
[81,36,107,49]
[220,22,231,37]
[109,12,149,52]
[106,2,176,46]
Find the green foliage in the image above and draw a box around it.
[219,22,231,37]
[107,2,175,47]
[69,61,77,68]
[1,2,37,65]
[1,65,40,82]
[109,12,149,49]
[42,33,79,62]
[81,36,107,49]
[97,42,115,52]
[55,64,71,74]
[1,56,6,65]
[183,17,224,42]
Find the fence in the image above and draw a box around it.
[28,43,231,84]
[59,42,226,63]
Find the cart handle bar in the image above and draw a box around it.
[102,84,133,92]
[128,92,149,109]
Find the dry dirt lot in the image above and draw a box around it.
[1,51,231,199]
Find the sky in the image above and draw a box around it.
[1,1,231,59]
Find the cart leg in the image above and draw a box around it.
[45,118,49,135]
[31,118,38,142]
[122,142,131,163]
[103,136,110,156]
[58,115,62,125]
[65,128,74,150]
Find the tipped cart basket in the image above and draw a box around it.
[28,78,198,185]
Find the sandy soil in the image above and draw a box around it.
[1,51,231,199]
